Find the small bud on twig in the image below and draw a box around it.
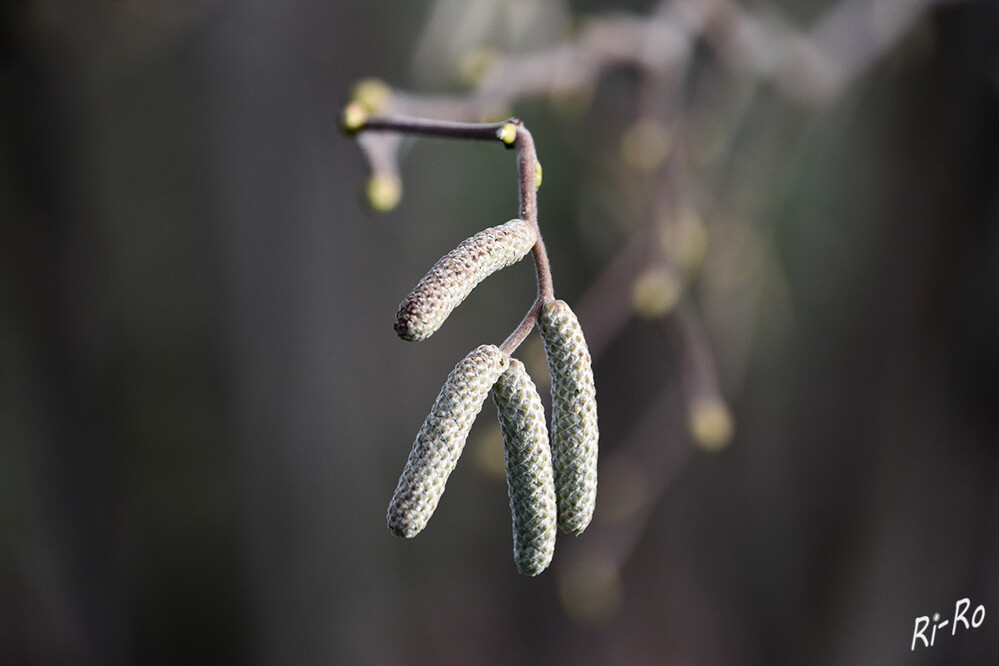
[351,78,392,114]
[341,101,369,134]
[497,122,519,145]
[366,173,403,212]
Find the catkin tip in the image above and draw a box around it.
[387,515,418,539]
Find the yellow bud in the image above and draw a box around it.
[497,123,518,145]
[341,101,368,134]
[365,173,402,212]
[620,118,672,172]
[534,161,543,189]
[351,78,391,114]
[631,267,681,318]
[689,398,734,452]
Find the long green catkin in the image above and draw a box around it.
[387,345,509,538]
[538,300,599,535]
[492,359,557,576]
[395,219,537,341]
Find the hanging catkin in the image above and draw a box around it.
[538,300,599,535]
[395,219,537,341]
[387,345,509,538]
[492,359,557,576]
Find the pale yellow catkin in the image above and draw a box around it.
[395,219,537,341]
[492,359,557,576]
[387,345,509,538]
[538,300,599,535]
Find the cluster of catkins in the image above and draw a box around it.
[387,219,598,575]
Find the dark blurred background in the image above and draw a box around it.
[1,1,996,664]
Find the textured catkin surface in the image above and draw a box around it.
[387,345,509,538]
[395,219,537,341]
[492,359,557,576]
[538,300,599,535]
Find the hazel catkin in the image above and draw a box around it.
[387,345,509,538]
[492,359,557,576]
[395,219,537,341]
[538,300,599,535]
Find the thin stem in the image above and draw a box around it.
[513,125,555,305]
[498,124,554,356]
[358,115,511,142]
[499,297,543,355]
[356,132,401,176]
[514,126,539,224]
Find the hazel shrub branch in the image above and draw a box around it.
[344,0,951,587]
[345,109,597,576]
